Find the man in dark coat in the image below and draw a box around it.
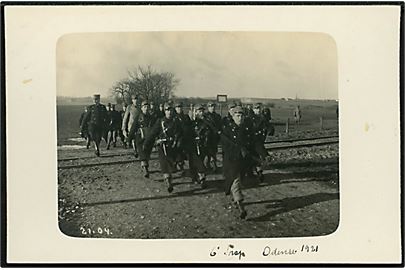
[204,101,222,172]
[144,103,182,193]
[122,95,140,157]
[106,104,124,150]
[174,101,192,174]
[81,94,108,157]
[221,105,253,219]
[189,104,209,187]
[79,106,91,149]
[251,103,272,181]
[128,101,157,178]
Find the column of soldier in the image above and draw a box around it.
[79,94,273,219]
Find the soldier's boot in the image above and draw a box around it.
[141,161,150,178]
[94,143,100,157]
[256,167,264,182]
[236,201,247,220]
[132,141,139,158]
[197,173,207,189]
[164,174,173,193]
[210,158,218,173]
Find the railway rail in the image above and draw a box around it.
[58,135,339,170]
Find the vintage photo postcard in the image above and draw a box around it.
[2,3,403,266]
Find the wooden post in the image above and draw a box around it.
[286,118,289,133]
[320,116,323,130]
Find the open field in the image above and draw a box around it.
[57,99,339,239]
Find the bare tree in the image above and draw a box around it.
[110,66,179,105]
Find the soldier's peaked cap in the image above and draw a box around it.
[254,103,261,108]
[164,103,173,110]
[228,103,236,109]
[93,94,100,99]
[196,104,205,110]
[207,101,216,106]
[233,105,244,114]
[107,102,112,106]
[141,101,149,106]
[175,101,183,107]
[131,94,138,99]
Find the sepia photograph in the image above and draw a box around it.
[3,4,402,265]
[56,32,340,239]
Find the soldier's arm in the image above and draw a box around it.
[122,107,130,131]
[144,119,160,148]
[80,109,91,130]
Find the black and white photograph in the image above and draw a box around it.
[56,32,340,239]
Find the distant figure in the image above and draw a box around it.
[106,104,123,150]
[294,105,301,125]
[122,94,140,157]
[188,103,195,120]
[336,106,339,119]
[79,106,90,149]
[81,94,108,157]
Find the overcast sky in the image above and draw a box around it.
[56,32,338,100]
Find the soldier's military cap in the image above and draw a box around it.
[164,103,173,110]
[175,101,183,107]
[207,101,216,107]
[228,103,236,109]
[141,101,149,106]
[232,105,244,114]
[107,102,112,107]
[93,94,101,99]
[195,104,205,110]
[131,94,139,99]
[254,103,261,109]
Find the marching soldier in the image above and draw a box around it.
[189,104,209,187]
[122,94,140,157]
[204,101,222,172]
[173,101,192,173]
[144,103,182,193]
[106,104,123,150]
[262,107,274,136]
[251,103,272,181]
[81,94,108,157]
[221,105,253,219]
[127,101,157,178]
[188,103,195,120]
[294,105,301,125]
[79,106,91,149]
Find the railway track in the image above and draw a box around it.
[58,135,339,170]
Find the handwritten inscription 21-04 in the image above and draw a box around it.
[210,245,246,260]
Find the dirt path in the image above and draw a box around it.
[58,141,339,239]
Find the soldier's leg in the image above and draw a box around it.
[158,146,174,193]
[190,151,207,188]
[106,130,112,150]
[137,139,150,178]
[230,177,247,219]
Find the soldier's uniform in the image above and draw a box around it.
[204,102,222,172]
[174,102,193,173]
[251,103,272,181]
[189,104,209,187]
[122,95,140,156]
[128,101,157,178]
[144,103,182,193]
[107,104,126,149]
[79,106,91,149]
[81,94,108,156]
[294,106,301,125]
[221,106,253,219]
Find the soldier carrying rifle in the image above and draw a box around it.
[144,103,182,193]
[127,101,157,178]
